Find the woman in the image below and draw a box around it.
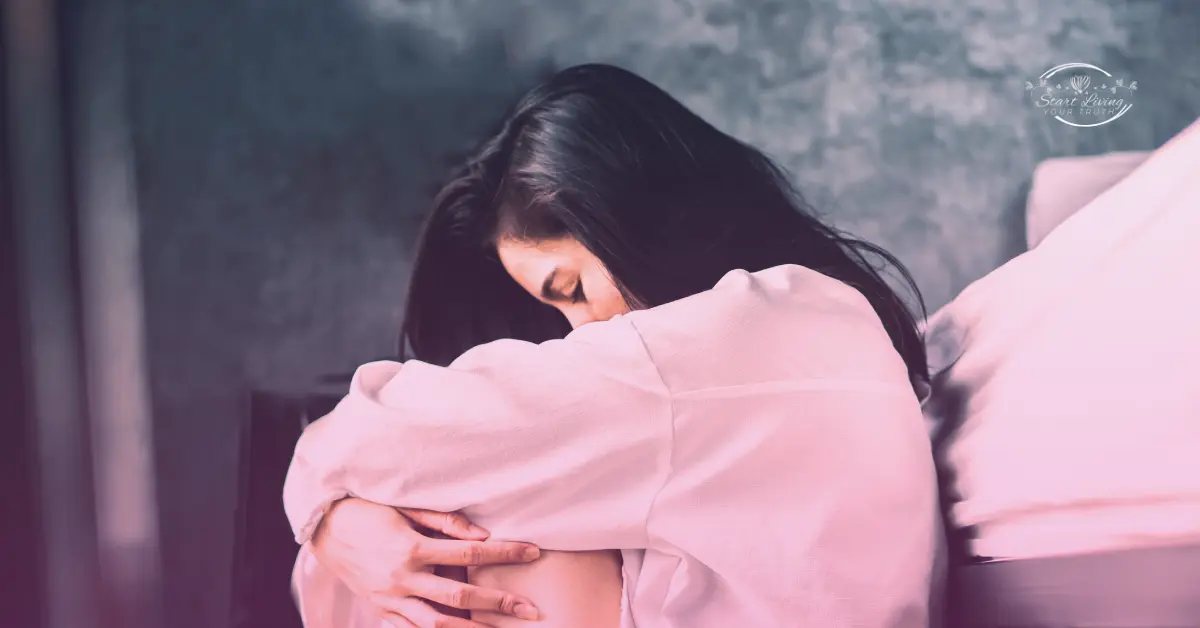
[284,64,942,628]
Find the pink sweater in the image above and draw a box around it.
[284,264,941,627]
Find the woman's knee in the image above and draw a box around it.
[470,550,623,627]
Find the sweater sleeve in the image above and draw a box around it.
[282,315,673,550]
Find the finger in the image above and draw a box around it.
[398,509,490,541]
[383,613,419,628]
[412,537,540,567]
[386,597,496,628]
[408,572,539,620]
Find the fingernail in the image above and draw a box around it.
[514,603,539,621]
[522,546,541,561]
[467,524,490,538]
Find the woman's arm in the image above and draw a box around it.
[284,314,673,550]
[296,499,543,627]
[469,551,623,628]
[301,500,623,628]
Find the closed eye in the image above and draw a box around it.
[539,269,586,304]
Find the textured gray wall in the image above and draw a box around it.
[125,1,1200,626]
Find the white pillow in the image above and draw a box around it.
[1025,150,1149,249]
[925,118,1200,561]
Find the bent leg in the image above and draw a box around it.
[470,550,623,627]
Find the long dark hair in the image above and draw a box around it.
[401,64,929,392]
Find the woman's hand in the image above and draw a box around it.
[310,498,542,628]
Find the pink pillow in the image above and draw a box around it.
[926,118,1200,561]
[924,150,1150,377]
[1025,151,1149,249]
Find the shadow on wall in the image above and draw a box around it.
[999,180,1030,261]
[126,2,555,627]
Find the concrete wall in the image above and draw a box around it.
[124,1,1200,626]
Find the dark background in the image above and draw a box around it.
[6,2,1200,628]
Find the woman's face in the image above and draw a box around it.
[497,236,631,329]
